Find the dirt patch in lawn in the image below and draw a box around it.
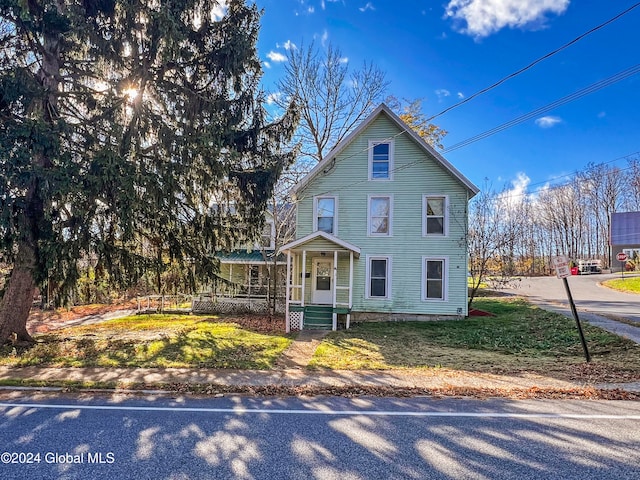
[28,302,138,333]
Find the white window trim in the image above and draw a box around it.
[368,139,394,181]
[422,194,449,237]
[422,256,448,302]
[367,194,393,237]
[365,255,392,299]
[313,195,338,235]
[255,219,275,250]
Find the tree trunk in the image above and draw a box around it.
[0,240,37,344]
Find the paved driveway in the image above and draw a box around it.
[499,274,640,343]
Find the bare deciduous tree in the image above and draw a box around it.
[468,183,525,307]
[275,41,388,163]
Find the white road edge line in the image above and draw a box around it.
[1,403,640,419]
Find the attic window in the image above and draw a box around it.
[369,140,394,180]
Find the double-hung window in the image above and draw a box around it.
[422,257,447,301]
[369,140,393,180]
[314,196,337,234]
[258,220,275,249]
[423,195,447,236]
[366,255,391,299]
[368,195,392,236]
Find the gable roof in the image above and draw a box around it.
[611,211,640,246]
[292,103,479,197]
[280,231,361,258]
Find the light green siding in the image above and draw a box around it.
[295,113,472,317]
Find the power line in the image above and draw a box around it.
[426,2,640,122]
[520,151,640,192]
[488,152,640,204]
[307,63,640,198]
[294,6,640,199]
[443,64,640,153]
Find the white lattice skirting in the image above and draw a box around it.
[289,311,303,331]
[193,300,284,314]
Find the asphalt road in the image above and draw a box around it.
[1,393,639,479]
[502,274,640,324]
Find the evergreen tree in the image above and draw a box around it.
[0,0,298,343]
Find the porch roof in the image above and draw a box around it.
[280,231,361,258]
[216,250,286,265]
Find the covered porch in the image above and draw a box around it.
[281,231,361,332]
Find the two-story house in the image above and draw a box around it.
[280,103,479,331]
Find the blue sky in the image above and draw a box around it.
[249,0,640,194]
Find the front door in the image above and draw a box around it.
[312,257,334,304]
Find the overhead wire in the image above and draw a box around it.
[443,64,640,153]
[425,1,640,122]
[306,62,640,198]
[294,3,640,200]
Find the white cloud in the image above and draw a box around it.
[339,57,349,63]
[535,115,562,128]
[445,0,570,38]
[266,92,282,105]
[267,51,287,63]
[263,61,271,69]
[284,40,297,50]
[211,0,228,21]
[308,6,315,13]
[498,172,530,210]
[435,89,451,100]
[457,92,465,99]
[359,2,375,12]
[319,29,329,46]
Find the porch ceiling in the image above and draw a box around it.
[280,231,361,258]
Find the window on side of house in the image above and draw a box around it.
[423,257,447,301]
[314,196,337,234]
[258,220,275,249]
[366,255,391,299]
[368,195,392,236]
[369,141,393,180]
[423,195,447,236]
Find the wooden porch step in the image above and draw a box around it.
[303,305,333,330]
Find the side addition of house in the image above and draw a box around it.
[280,103,479,331]
[610,211,640,272]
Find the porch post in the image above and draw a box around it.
[285,251,291,333]
[301,250,307,307]
[347,251,353,329]
[332,250,338,330]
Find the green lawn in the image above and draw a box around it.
[0,314,292,369]
[309,298,640,380]
[3,300,639,384]
[602,276,640,294]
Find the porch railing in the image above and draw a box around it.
[136,287,286,315]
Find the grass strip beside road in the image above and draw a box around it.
[602,276,640,294]
[1,378,639,400]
